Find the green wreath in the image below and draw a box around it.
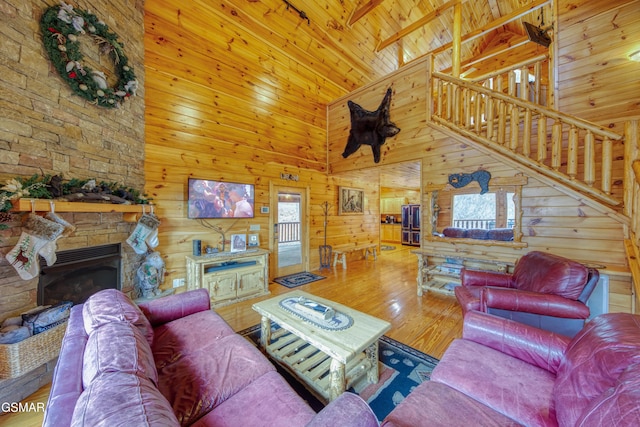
[40,2,138,108]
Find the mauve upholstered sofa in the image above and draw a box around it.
[381,311,640,427]
[43,288,378,427]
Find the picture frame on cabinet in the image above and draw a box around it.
[338,187,364,215]
[230,234,247,252]
[248,234,259,247]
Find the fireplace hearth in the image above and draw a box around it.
[38,243,122,306]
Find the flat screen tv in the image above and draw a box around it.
[187,178,255,219]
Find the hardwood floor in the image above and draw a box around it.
[0,245,462,426]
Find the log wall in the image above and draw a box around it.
[143,0,391,283]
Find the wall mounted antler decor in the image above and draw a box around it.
[342,88,401,163]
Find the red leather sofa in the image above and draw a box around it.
[382,311,640,426]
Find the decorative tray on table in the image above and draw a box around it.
[279,296,353,331]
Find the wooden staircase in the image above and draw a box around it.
[428,64,627,211]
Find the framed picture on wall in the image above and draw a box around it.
[230,234,247,252]
[338,187,364,215]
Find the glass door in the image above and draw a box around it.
[272,186,308,277]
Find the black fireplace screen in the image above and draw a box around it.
[38,243,122,306]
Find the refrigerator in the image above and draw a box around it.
[401,204,420,246]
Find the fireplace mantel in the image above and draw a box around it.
[10,199,150,222]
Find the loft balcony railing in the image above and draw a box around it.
[468,54,550,108]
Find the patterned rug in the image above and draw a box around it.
[273,272,326,288]
[239,325,439,422]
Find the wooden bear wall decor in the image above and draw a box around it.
[448,170,492,194]
[342,88,401,163]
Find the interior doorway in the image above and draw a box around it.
[271,185,309,277]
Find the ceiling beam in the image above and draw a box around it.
[376,0,462,52]
[429,0,549,57]
[348,0,386,26]
[440,35,531,74]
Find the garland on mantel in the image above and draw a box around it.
[0,174,149,214]
[40,2,138,108]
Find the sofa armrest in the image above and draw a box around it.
[461,269,513,288]
[138,289,211,327]
[462,311,570,374]
[43,305,87,427]
[306,392,379,427]
[482,287,591,318]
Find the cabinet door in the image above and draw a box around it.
[393,226,402,242]
[205,272,237,302]
[381,224,390,241]
[237,268,265,297]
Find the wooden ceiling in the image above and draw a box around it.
[276,0,552,89]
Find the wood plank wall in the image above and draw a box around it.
[143,0,393,284]
[556,0,640,131]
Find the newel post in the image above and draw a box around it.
[623,120,639,226]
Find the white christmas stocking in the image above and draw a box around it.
[39,212,76,266]
[6,214,64,280]
[126,214,160,254]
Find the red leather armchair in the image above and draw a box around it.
[454,251,599,337]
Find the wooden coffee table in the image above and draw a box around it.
[252,290,391,403]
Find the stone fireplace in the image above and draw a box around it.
[38,243,122,307]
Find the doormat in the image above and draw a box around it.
[239,324,439,422]
[273,272,325,288]
[380,245,396,251]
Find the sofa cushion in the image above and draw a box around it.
[82,289,154,346]
[465,228,489,240]
[191,370,316,427]
[554,313,640,426]
[71,372,179,427]
[83,322,158,389]
[138,288,211,327]
[156,333,276,425]
[443,227,467,238]
[152,309,236,371]
[512,251,588,300]
[381,381,522,427]
[431,339,557,427]
[487,228,514,241]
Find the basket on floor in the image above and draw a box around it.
[0,321,67,379]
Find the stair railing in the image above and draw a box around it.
[431,71,624,207]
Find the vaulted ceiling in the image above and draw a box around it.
[273,0,552,89]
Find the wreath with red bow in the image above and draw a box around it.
[40,2,138,108]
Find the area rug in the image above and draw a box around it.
[380,245,396,251]
[273,272,325,288]
[239,324,439,421]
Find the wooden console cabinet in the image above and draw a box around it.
[186,249,270,307]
